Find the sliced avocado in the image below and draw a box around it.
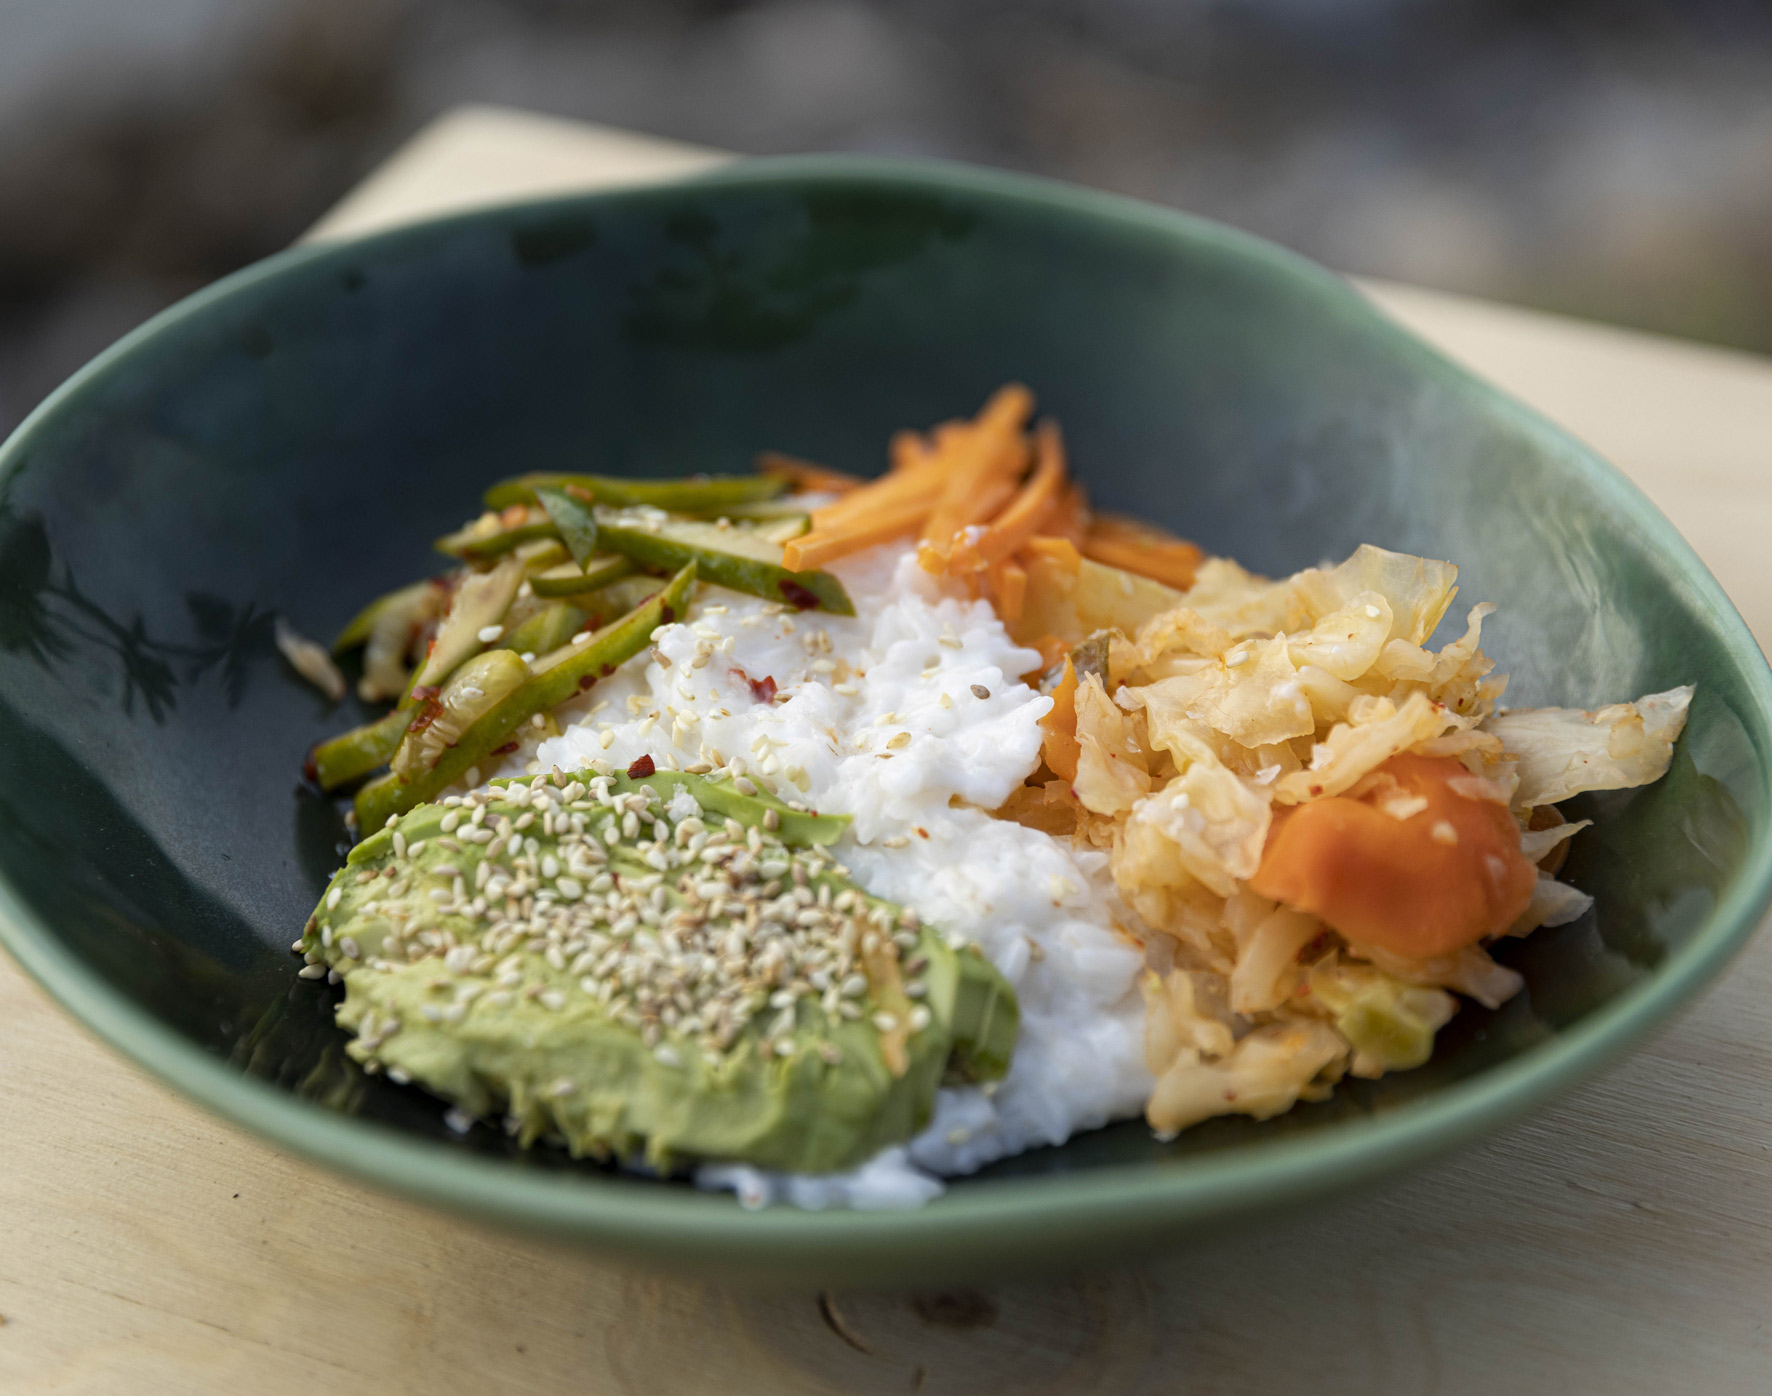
[307,770,1018,1173]
[596,511,852,616]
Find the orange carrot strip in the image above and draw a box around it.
[919,471,1022,575]
[919,384,1035,550]
[782,495,931,570]
[755,451,863,495]
[1042,481,1090,546]
[1021,536,1083,575]
[988,557,1028,622]
[1079,534,1204,590]
[889,427,938,472]
[808,456,946,531]
[948,420,1068,573]
[1040,657,1080,782]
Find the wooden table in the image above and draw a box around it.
[4,105,1770,1395]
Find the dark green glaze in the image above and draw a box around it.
[0,157,1767,1288]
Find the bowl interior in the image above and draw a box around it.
[0,161,1767,1280]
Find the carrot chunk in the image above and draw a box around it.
[1248,752,1536,958]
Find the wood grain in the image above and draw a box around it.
[4,106,1770,1395]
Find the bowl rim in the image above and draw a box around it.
[2,152,1770,1279]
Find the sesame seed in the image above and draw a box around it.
[298,964,326,979]
[325,887,342,910]
[970,684,990,699]
[477,625,504,644]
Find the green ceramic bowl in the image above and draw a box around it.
[0,158,1768,1287]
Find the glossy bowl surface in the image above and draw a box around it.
[1,157,1767,1285]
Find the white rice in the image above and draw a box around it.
[524,545,1151,1207]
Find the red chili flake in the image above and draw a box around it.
[777,579,819,611]
[732,665,778,705]
[600,662,617,677]
[577,674,596,691]
[565,483,595,504]
[627,754,656,778]
[407,690,445,734]
[491,740,520,756]
[499,503,529,527]
[660,603,677,624]
[301,754,319,784]
[915,827,929,840]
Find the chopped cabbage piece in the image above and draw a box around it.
[1146,1019,1348,1136]
[1273,692,1456,804]
[1306,957,1457,1076]
[1483,686,1694,807]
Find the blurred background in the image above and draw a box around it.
[4,0,1772,435]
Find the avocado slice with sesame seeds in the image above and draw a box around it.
[304,771,1019,1175]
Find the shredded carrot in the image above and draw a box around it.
[807,457,945,532]
[1042,482,1090,547]
[1040,657,1081,782]
[918,384,1036,556]
[947,420,1068,573]
[917,471,1022,574]
[1020,536,1084,575]
[754,451,863,495]
[1080,534,1204,590]
[1080,513,1204,590]
[783,494,931,571]
[987,557,1028,622]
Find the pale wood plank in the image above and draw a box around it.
[5,106,1771,1394]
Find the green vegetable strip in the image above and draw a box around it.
[529,555,636,598]
[596,518,854,616]
[331,579,434,654]
[500,601,586,657]
[433,517,558,561]
[483,472,787,513]
[310,705,416,791]
[354,564,697,831]
[534,486,599,568]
